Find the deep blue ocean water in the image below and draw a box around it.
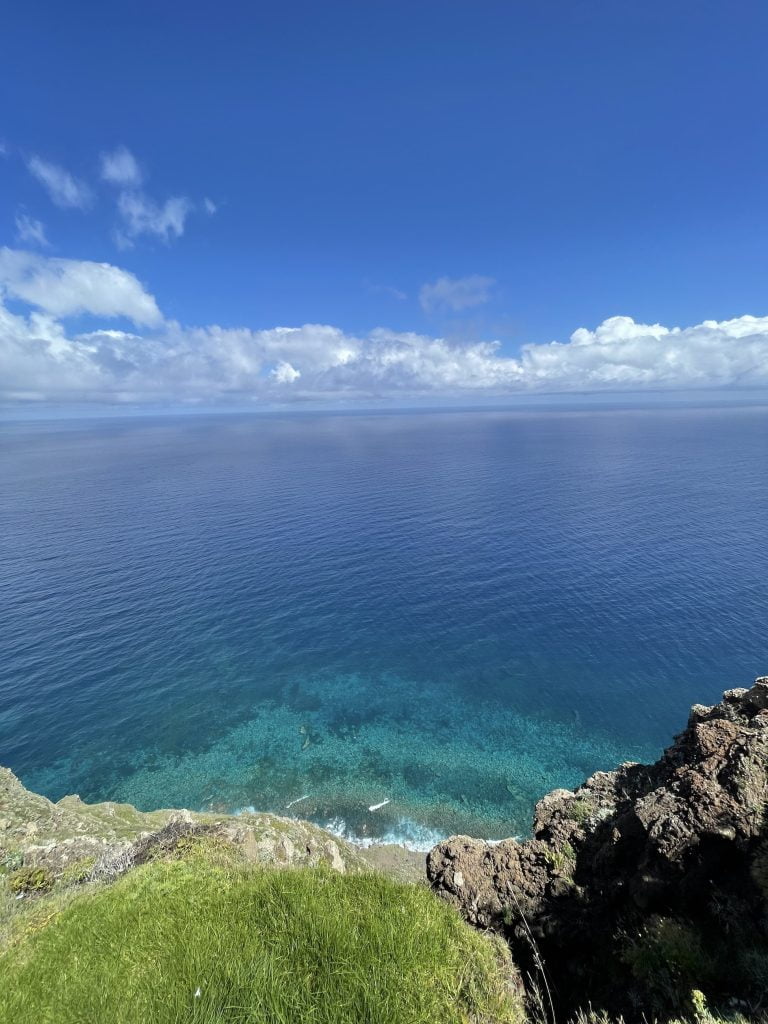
[1,406,767,848]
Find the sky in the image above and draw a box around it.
[2,0,768,409]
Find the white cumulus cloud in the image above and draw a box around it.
[517,314,768,389]
[271,360,301,384]
[2,250,768,405]
[100,146,142,187]
[0,248,162,326]
[419,274,496,313]
[27,156,93,210]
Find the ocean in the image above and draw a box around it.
[1,405,766,849]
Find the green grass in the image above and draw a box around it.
[0,859,523,1024]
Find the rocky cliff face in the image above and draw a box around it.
[427,677,768,1020]
[0,766,367,879]
[5,678,768,1019]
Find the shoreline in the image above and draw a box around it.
[234,805,450,854]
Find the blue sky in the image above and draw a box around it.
[2,0,768,407]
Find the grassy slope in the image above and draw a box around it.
[0,853,524,1024]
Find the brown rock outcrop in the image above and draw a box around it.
[427,677,768,1019]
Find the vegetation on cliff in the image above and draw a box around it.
[0,850,523,1024]
[1,770,521,1023]
[3,677,768,1023]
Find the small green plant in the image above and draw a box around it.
[570,1010,619,1024]
[0,853,23,876]
[169,833,242,866]
[690,988,708,1021]
[545,842,576,875]
[569,797,596,825]
[8,866,53,896]
[58,857,97,888]
[622,916,715,1010]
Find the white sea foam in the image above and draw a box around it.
[223,806,510,852]
[227,804,445,851]
[368,798,390,812]
[323,816,447,852]
[286,794,311,809]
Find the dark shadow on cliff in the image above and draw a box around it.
[427,677,768,1022]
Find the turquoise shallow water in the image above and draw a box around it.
[1,407,767,846]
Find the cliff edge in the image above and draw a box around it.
[0,766,368,879]
[4,677,768,1021]
[427,676,768,1018]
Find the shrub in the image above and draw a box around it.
[621,916,715,1010]
[57,857,97,888]
[7,867,53,896]
[162,832,243,867]
[569,797,596,825]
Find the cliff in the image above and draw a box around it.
[0,767,520,1024]
[427,676,768,1019]
[3,677,768,1022]
[0,765,370,880]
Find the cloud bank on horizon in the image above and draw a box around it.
[2,247,768,406]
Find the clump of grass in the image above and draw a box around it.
[568,797,596,826]
[571,994,758,1024]
[57,857,97,888]
[0,860,525,1024]
[7,867,53,897]
[159,832,244,868]
[545,842,576,876]
[621,916,715,1011]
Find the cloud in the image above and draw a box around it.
[0,248,162,326]
[516,314,768,389]
[271,360,301,384]
[115,191,192,247]
[2,251,768,404]
[203,197,217,215]
[15,213,49,248]
[419,274,495,313]
[98,146,196,246]
[27,156,92,209]
[0,316,522,404]
[100,146,142,187]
